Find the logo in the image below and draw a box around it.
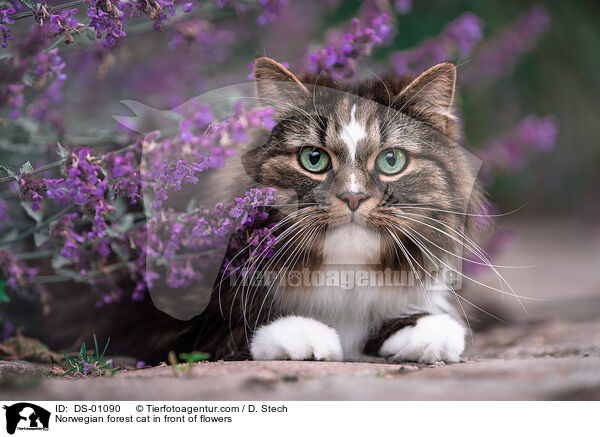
[3,403,50,435]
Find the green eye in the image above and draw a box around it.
[298,147,331,174]
[375,148,407,175]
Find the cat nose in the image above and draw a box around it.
[337,191,369,211]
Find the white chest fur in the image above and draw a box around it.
[277,225,453,358]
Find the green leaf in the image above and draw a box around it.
[18,0,38,12]
[116,213,134,233]
[59,368,76,377]
[186,198,198,213]
[0,281,10,304]
[56,142,69,159]
[22,71,37,87]
[100,337,110,361]
[33,230,50,247]
[0,165,17,180]
[179,351,210,363]
[93,334,100,361]
[51,255,72,270]
[20,161,34,175]
[20,201,43,223]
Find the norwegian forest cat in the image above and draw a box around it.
[51,56,486,364]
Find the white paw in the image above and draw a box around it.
[250,316,343,361]
[379,314,465,363]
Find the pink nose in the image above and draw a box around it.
[337,191,368,211]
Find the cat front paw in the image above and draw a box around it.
[250,316,343,361]
[379,314,465,364]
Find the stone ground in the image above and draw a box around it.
[1,217,599,400]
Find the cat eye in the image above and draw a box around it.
[298,146,331,174]
[375,148,407,175]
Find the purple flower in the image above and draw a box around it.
[478,114,558,180]
[1,319,15,341]
[515,115,558,152]
[1,7,16,24]
[394,0,412,15]
[460,4,550,87]
[444,12,483,57]
[309,13,391,79]
[81,359,96,375]
[86,0,126,47]
[34,5,83,43]
[0,7,15,48]
[256,0,290,26]
[0,199,11,233]
[393,12,484,76]
[0,23,13,48]
[27,49,68,122]
[7,85,24,119]
[0,250,39,292]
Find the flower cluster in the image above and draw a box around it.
[0,199,11,233]
[141,102,275,211]
[2,47,66,121]
[168,18,235,55]
[0,0,560,329]
[394,0,412,15]
[460,4,550,88]
[150,159,209,210]
[17,171,64,211]
[2,94,279,307]
[1,7,15,48]
[6,84,24,120]
[0,250,38,292]
[86,0,127,47]
[28,48,68,122]
[478,114,558,179]
[256,0,290,25]
[34,2,84,43]
[104,147,143,204]
[144,187,277,288]
[309,13,391,79]
[393,12,484,76]
[132,0,177,30]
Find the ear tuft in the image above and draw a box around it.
[253,57,310,113]
[396,62,459,139]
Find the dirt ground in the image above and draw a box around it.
[1,217,599,400]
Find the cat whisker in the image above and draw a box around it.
[391,221,506,333]
[263,224,325,329]
[251,222,323,332]
[223,209,315,330]
[390,203,527,220]
[388,221,476,345]
[391,212,535,310]
[383,227,435,315]
[388,213,532,270]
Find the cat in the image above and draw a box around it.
[43,56,486,365]
[241,57,484,363]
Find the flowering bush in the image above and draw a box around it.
[0,0,557,334]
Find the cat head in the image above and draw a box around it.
[243,57,484,272]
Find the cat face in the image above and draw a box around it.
[243,57,483,272]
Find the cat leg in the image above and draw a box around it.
[373,314,466,363]
[250,316,343,361]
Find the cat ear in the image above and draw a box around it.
[253,57,310,112]
[395,62,459,139]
